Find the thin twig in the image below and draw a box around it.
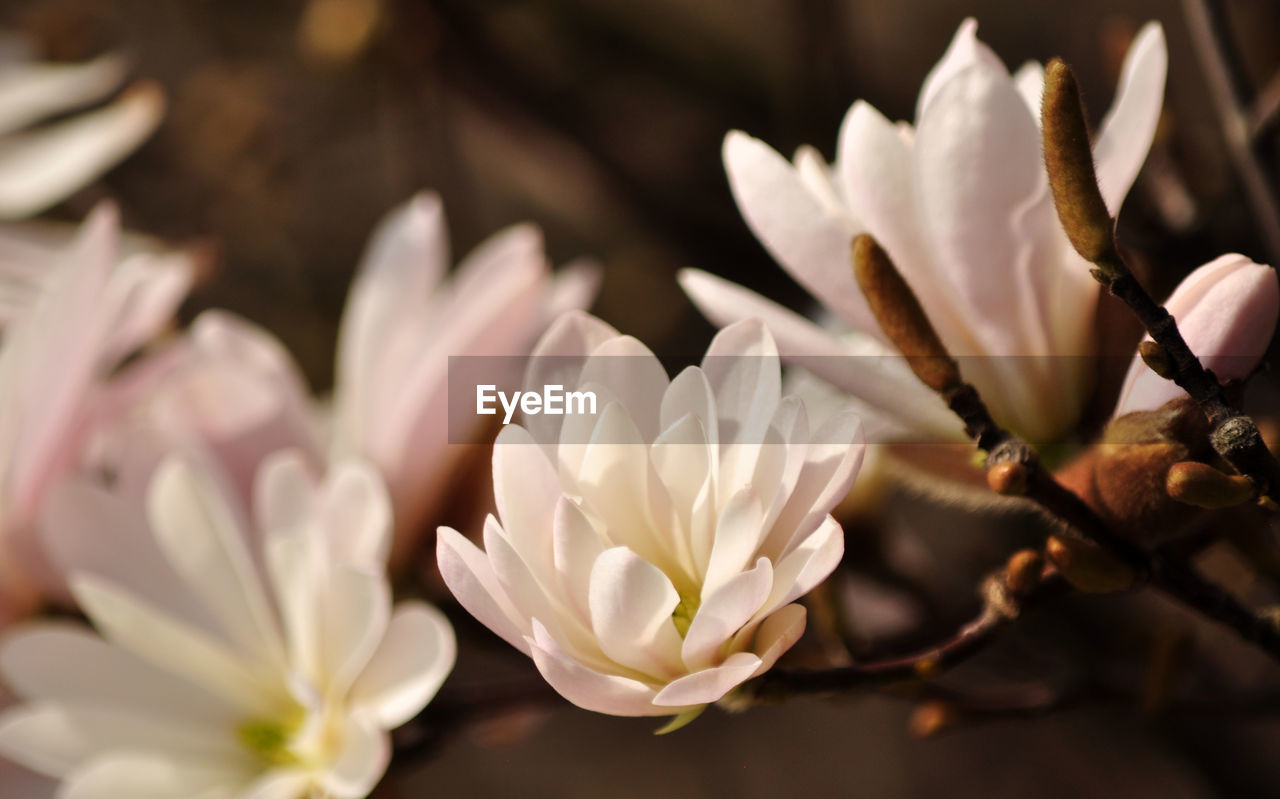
[1182,0,1280,265]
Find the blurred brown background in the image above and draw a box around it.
[5,0,1280,796]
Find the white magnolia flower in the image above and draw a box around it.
[681,19,1167,447]
[332,191,599,565]
[0,204,191,621]
[438,313,863,722]
[1114,254,1279,416]
[0,453,455,798]
[0,44,164,218]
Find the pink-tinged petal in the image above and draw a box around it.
[746,602,808,676]
[838,100,975,353]
[587,547,685,679]
[659,364,720,450]
[0,54,127,137]
[914,56,1051,358]
[651,411,714,574]
[722,131,880,335]
[334,192,448,452]
[914,18,1002,122]
[650,651,762,707]
[350,601,455,728]
[528,619,663,717]
[764,410,863,558]
[1115,255,1279,415]
[681,557,772,670]
[0,82,165,219]
[703,320,781,499]
[1093,23,1167,215]
[97,253,193,365]
[436,524,531,655]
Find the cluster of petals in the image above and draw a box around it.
[680,19,1168,446]
[91,191,599,567]
[0,40,164,218]
[0,453,454,798]
[0,204,191,622]
[438,313,863,719]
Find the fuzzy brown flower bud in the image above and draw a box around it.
[852,234,959,392]
[1005,549,1044,597]
[1042,59,1120,274]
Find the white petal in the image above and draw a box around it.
[681,557,772,670]
[0,624,231,724]
[0,82,165,219]
[650,651,762,707]
[146,458,284,666]
[745,602,808,676]
[68,576,271,714]
[1093,23,1167,215]
[588,547,685,679]
[551,497,607,623]
[915,18,1000,122]
[0,54,127,137]
[527,620,663,717]
[320,566,392,694]
[578,335,669,442]
[350,601,455,728]
[702,488,766,599]
[757,516,844,620]
[492,423,561,582]
[319,459,393,569]
[316,713,389,799]
[59,753,240,799]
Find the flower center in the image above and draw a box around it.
[671,593,700,637]
[236,718,303,767]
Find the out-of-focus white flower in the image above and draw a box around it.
[333,192,599,565]
[0,203,191,620]
[1114,254,1279,416]
[86,309,325,511]
[0,453,455,798]
[438,313,862,722]
[0,43,165,218]
[681,19,1167,447]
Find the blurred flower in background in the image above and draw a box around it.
[0,203,190,625]
[0,453,454,798]
[682,19,1167,448]
[438,313,863,723]
[0,34,163,218]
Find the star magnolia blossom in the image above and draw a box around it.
[680,19,1167,447]
[331,191,599,565]
[0,453,455,798]
[0,204,191,623]
[438,313,863,721]
[1113,254,1279,417]
[0,44,165,218]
